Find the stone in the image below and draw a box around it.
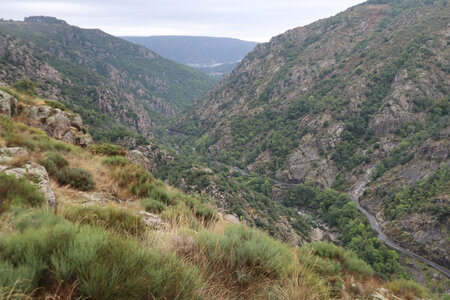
[45,111,71,140]
[224,214,240,224]
[24,105,52,122]
[138,211,166,230]
[0,147,28,162]
[3,160,56,209]
[70,114,83,131]
[126,150,152,170]
[350,283,364,295]
[0,90,17,116]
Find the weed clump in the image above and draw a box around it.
[89,143,125,156]
[57,167,95,191]
[142,198,166,213]
[196,225,294,286]
[0,173,45,213]
[62,204,146,237]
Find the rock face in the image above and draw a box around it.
[126,150,152,170]
[0,91,93,147]
[0,147,56,208]
[0,90,17,116]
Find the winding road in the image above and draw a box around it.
[216,161,450,278]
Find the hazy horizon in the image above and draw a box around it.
[3,0,365,42]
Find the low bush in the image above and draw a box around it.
[184,196,217,223]
[57,167,95,191]
[89,143,125,156]
[142,198,166,213]
[302,242,373,277]
[62,204,146,237]
[110,164,153,197]
[387,278,428,299]
[102,155,129,167]
[196,225,294,286]
[0,210,203,299]
[44,99,67,111]
[40,151,68,176]
[0,173,45,213]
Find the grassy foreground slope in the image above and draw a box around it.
[0,90,430,299]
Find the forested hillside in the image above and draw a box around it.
[173,0,449,284]
[0,17,215,141]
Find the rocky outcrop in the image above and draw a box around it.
[126,150,152,170]
[22,105,93,146]
[0,147,56,208]
[0,90,93,147]
[0,90,17,116]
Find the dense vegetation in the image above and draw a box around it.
[379,166,449,220]
[0,18,215,140]
[284,183,402,277]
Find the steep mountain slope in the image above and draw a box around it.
[0,17,215,140]
[0,87,423,300]
[174,0,449,274]
[121,35,258,77]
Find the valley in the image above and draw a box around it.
[0,0,449,298]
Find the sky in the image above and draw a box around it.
[2,0,365,42]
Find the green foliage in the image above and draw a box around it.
[381,166,449,220]
[301,242,373,277]
[372,97,450,180]
[43,99,67,111]
[298,242,373,295]
[0,210,202,299]
[57,167,95,191]
[142,198,166,213]
[12,79,36,96]
[183,195,217,223]
[0,173,45,213]
[110,163,154,197]
[89,143,124,156]
[285,183,402,277]
[101,155,129,167]
[40,151,69,176]
[62,204,146,237]
[197,225,294,286]
[387,278,429,298]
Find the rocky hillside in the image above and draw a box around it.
[0,88,425,300]
[0,16,215,140]
[174,0,449,279]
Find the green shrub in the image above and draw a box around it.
[184,196,217,223]
[40,151,68,177]
[57,167,95,191]
[0,173,46,213]
[102,156,129,167]
[196,225,293,286]
[111,164,154,197]
[387,278,429,298]
[142,198,166,213]
[303,242,373,277]
[0,115,14,134]
[0,211,203,299]
[89,143,124,156]
[44,99,67,111]
[62,204,146,237]
[149,188,174,205]
[12,79,36,96]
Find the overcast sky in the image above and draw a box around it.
[3,0,365,42]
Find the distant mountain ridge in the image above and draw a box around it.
[0,17,215,140]
[121,35,258,77]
